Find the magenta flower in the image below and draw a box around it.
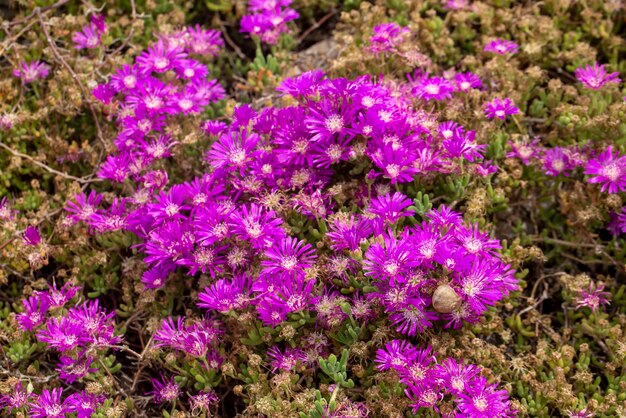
[413,76,455,101]
[16,294,50,331]
[189,390,219,414]
[229,203,285,250]
[0,113,17,130]
[574,282,610,312]
[484,97,520,120]
[455,223,501,257]
[574,62,621,90]
[543,147,573,177]
[326,214,371,252]
[455,376,513,417]
[150,375,181,403]
[277,69,325,97]
[198,274,251,312]
[507,138,540,165]
[375,339,420,371]
[368,22,410,55]
[36,317,89,352]
[267,346,308,372]
[23,225,41,246]
[29,388,72,418]
[363,231,419,284]
[261,236,317,281]
[369,192,415,234]
[136,41,187,74]
[433,358,480,395]
[63,191,102,226]
[66,391,105,418]
[584,146,626,193]
[57,354,97,383]
[72,23,101,49]
[444,0,469,10]
[0,197,16,220]
[0,381,32,413]
[184,25,223,56]
[453,72,482,92]
[13,61,50,84]
[484,38,519,55]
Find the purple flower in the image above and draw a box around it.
[326,214,371,252]
[444,0,469,10]
[453,72,483,92]
[455,258,503,315]
[154,316,186,349]
[66,391,105,418]
[484,97,520,120]
[426,205,463,229]
[29,388,72,418]
[229,203,285,250]
[368,22,410,55]
[198,273,252,312]
[433,358,479,395]
[277,69,325,97]
[574,62,621,90]
[608,207,626,235]
[36,317,89,352]
[0,113,17,130]
[16,293,50,331]
[40,281,80,308]
[574,282,610,312]
[92,82,116,104]
[507,138,540,165]
[363,232,419,284]
[185,25,223,56]
[369,192,415,234]
[23,225,41,246]
[543,147,573,177]
[189,390,219,414]
[389,298,438,336]
[13,61,50,84]
[584,146,626,193]
[0,381,32,413]
[205,130,260,174]
[0,197,17,220]
[455,376,514,417]
[455,223,501,257]
[413,76,454,101]
[240,2,299,45]
[57,354,97,383]
[110,64,143,92]
[484,38,519,55]
[375,339,420,371]
[65,190,102,222]
[305,98,356,143]
[68,300,121,347]
[150,375,181,403]
[72,23,102,49]
[136,41,187,74]
[261,236,317,281]
[267,346,307,372]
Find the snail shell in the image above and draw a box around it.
[432,284,462,313]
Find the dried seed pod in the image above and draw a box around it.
[432,284,462,314]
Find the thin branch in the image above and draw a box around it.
[297,10,337,44]
[3,0,69,28]
[35,8,107,156]
[0,141,100,184]
[218,20,246,60]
